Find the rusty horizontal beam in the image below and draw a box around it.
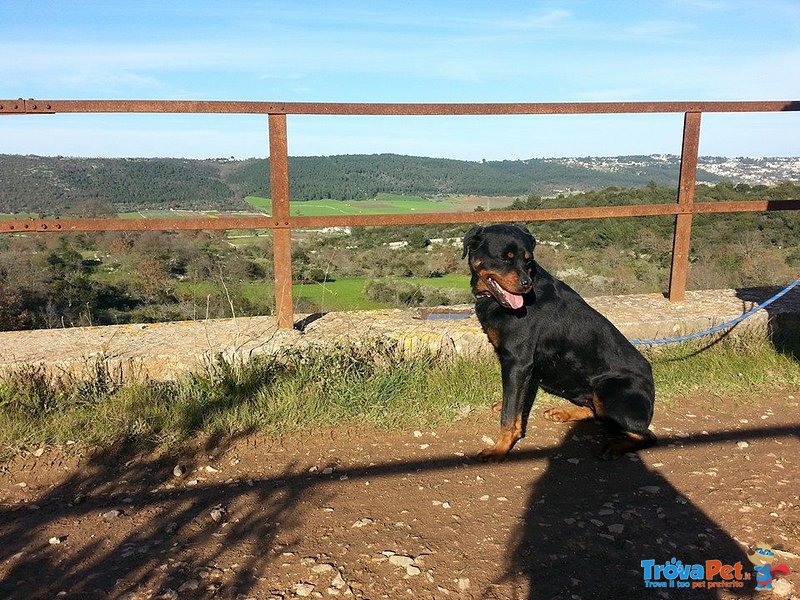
[692,199,800,214]
[2,99,799,116]
[2,199,797,234]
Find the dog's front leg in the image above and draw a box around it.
[477,359,537,463]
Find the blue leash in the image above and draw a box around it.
[630,278,800,346]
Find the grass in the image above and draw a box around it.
[0,341,494,457]
[245,193,484,216]
[0,336,797,458]
[175,274,471,312]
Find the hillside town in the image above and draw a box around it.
[549,154,800,186]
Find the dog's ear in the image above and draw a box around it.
[516,223,536,250]
[462,225,484,259]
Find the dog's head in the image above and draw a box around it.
[462,224,536,310]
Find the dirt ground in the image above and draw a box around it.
[1,391,798,600]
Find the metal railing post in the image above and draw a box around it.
[668,111,701,302]
[268,113,294,329]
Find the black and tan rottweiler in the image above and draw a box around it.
[463,223,656,461]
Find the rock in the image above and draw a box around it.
[300,557,317,566]
[294,582,315,597]
[311,563,336,574]
[173,464,186,477]
[771,578,794,598]
[608,524,625,535]
[102,509,123,521]
[413,431,423,438]
[406,565,421,576]
[204,465,219,473]
[388,555,415,568]
[350,518,373,528]
[165,521,178,533]
[210,508,225,522]
[155,590,178,600]
[178,579,199,592]
[458,577,471,591]
[49,536,65,545]
[331,572,346,589]
[479,495,489,501]
[322,467,334,475]
[481,435,495,445]
[33,448,45,457]
[736,441,749,449]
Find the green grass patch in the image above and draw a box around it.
[0,341,496,457]
[647,336,800,402]
[1,336,796,459]
[174,275,471,313]
[245,194,478,216]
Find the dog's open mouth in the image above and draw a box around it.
[487,277,525,310]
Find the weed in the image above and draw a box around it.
[0,336,796,458]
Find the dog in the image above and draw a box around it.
[463,223,656,461]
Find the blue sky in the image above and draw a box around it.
[1,0,798,160]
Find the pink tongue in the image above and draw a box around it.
[502,288,524,309]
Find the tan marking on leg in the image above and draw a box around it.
[601,430,657,460]
[543,405,595,423]
[477,414,523,463]
[591,392,605,417]
[484,326,500,350]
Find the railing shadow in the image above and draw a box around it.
[1,424,797,599]
[736,284,800,360]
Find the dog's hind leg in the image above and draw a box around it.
[592,375,656,460]
[543,404,595,423]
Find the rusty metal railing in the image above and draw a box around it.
[2,99,799,329]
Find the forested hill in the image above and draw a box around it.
[225,153,702,200]
[0,155,242,214]
[2,152,797,215]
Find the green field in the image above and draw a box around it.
[117,210,223,219]
[245,194,489,217]
[176,274,471,313]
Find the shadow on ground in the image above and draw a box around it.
[1,423,797,599]
[736,284,800,360]
[488,422,775,599]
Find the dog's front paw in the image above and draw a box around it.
[476,444,509,463]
